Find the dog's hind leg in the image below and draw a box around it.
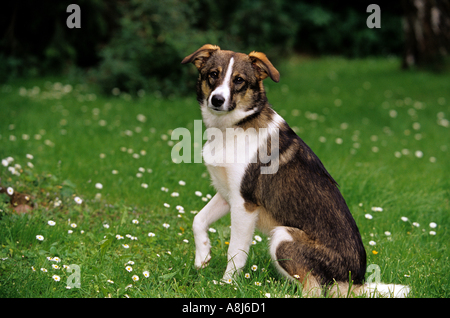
[269,226,327,296]
[193,193,230,269]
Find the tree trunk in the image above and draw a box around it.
[401,0,450,71]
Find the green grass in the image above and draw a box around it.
[1,56,449,298]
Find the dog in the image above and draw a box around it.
[182,44,410,297]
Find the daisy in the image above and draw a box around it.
[148,232,155,237]
[103,224,110,229]
[245,273,250,279]
[164,203,170,208]
[384,231,391,236]
[122,244,130,249]
[70,223,77,228]
[143,271,150,278]
[31,266,36,272]
[171,192,179,197]
[369,241,376,246]
[195,191,202,197]
[107,279,114,284]
[251,265,258,271]
[401,217,408,222]
[183,239,189,243]
[53,257,61,263]
[36,235,44,241]
[371,207,383,212]
[68,230,73,234]
[52,264,60,270]
[126,261,135,265]
[125,266,133,272]
[132,275,139,282]
[208,228,216,233]
[41,268,48,272]
[74,196,82,204]
[365,214,373,220]
[254,235,262,242]
[95,183,103,189]
[6,187,14,196]
[429,222,437,228]
[48,220,56,226]
[162,223,170,229]
[179,180,186,186]
[255,282,262,286]
[132,219,139,225]
[413,222,420,227]
[429,231,436,235]
[116,234,124,239]
[52,275,61,282]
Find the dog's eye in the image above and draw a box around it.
[209,71,219,79]
[234,77,245,85]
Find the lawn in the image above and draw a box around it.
[0,56,449,298]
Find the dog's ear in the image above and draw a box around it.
[249,51,280,83]
[181,44,221,70]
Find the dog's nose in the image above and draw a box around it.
[211,95,225,108]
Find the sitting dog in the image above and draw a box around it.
[182,44,409,297]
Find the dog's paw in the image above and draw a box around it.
[194,251,211,269]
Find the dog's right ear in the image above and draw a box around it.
[181,44,220,71]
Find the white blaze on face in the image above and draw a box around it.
[208,57,234,111]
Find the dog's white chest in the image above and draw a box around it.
[202,128,259,202]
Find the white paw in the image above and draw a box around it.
[194,248,211,269]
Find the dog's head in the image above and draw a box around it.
[182,44,280,116]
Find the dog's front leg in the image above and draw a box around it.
[193,193,230,269]
[222,204,259,282]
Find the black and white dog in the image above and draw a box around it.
[182,44,409,297]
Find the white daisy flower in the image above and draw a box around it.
[401,217,408,222]
[48,220,56,226]
[125,266,133,272]
[148,232,156,237]
[143,271,150,278]
[162,223,170,229]
[132,275,139,282]
[74,197,82,204]
[132,219,139,225]
[6,187,14,195]
[369,241,376,246]
[52,275,60,282]
[36,235,44,241]
[365,214,373,220]
[429,222,437,228]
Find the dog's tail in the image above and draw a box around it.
[329,281,411,298]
